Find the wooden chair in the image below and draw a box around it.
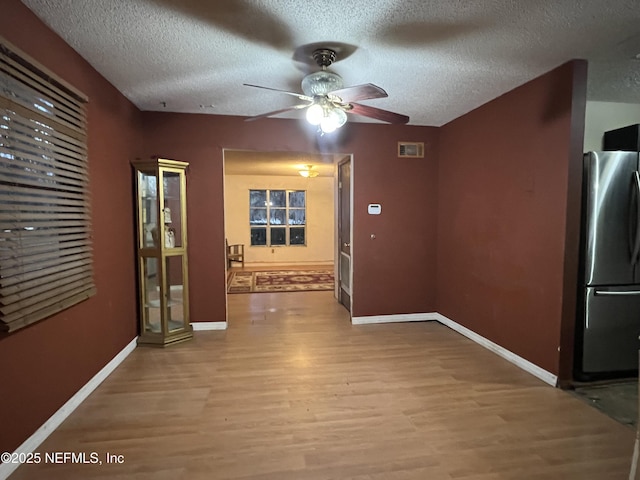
[226,239,244,269]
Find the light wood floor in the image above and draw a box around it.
[9,291,634,479]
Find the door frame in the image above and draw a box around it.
[222,148,353,320]
[336,155,353,314]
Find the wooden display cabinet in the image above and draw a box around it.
[132,157,192,346]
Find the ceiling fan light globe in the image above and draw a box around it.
[333,108,347,127]
[320,115,338,133]
[306,104,324,125]
[301,71,344,96]
[319,107,347,133]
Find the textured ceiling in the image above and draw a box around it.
[20,0,640,129]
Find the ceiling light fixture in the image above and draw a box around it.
[301,53,349,134]
[298,165,319,178]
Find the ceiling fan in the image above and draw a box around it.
[244,48,409,133]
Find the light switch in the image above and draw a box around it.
[368,204,381,215]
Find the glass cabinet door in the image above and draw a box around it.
[141,256,160,334]
[160,169,184,249]
[140,255,189,335]
[165,254,187,332]
[137,171,158,249]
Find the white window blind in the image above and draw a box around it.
[0,36,95,333]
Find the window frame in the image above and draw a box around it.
[249,189,306,247]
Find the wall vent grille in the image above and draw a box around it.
[398,142,424,158]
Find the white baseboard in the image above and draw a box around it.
[433,313,558,387]
[352,312,438,325]
[352,312,558,387]
[191,321,227,331]
[0,337,138,480]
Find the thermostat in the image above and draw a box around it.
[368,204,381,215]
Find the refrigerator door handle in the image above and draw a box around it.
[594,289,640,296]
[631,171,640,265]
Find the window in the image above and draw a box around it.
[250,189,306,246]
[0,36,94,333]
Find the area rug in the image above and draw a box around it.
[227,269,334,294]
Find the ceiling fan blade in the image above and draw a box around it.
[348,103,410,124]
[245,104,310,122]
[243,84,312,101]
[330,84,388,103]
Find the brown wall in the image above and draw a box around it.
[141,114,439,320]
[436,61,587,377]
[0,0,142,453]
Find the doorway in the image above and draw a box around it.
[222,149,352,316]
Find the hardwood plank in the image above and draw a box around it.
[8,291,634,479]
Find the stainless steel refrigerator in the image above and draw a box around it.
[575,151,640,381]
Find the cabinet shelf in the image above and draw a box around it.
[146,299,183,308]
